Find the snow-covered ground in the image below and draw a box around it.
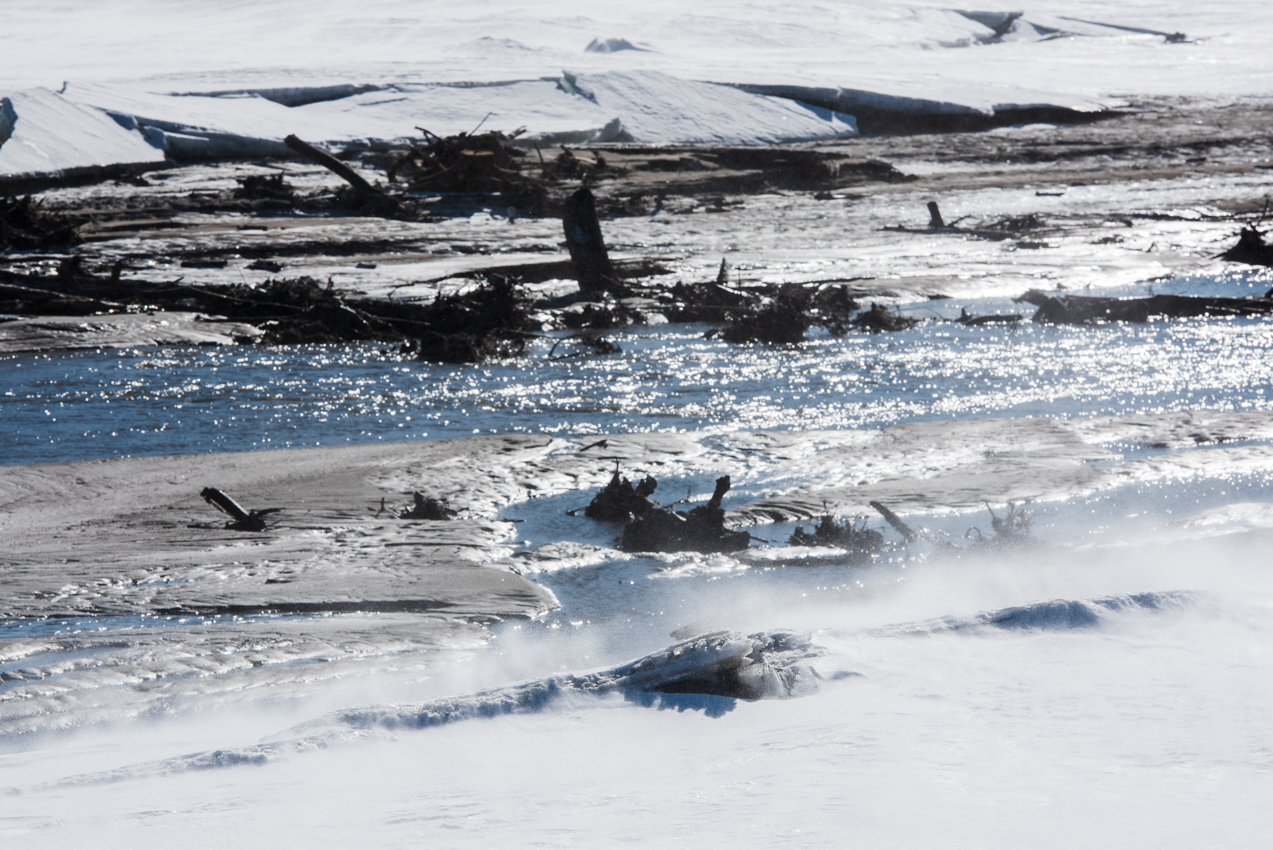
[4,3,1273,846]
[4,2,1272,178]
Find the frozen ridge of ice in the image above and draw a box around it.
[1,71,856,181]
[0,88,164,185]
[19,631,820,790]
[876,590,1198,637]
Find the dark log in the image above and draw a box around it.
[562,187,617,295]
[283,134,404,217]
[869,500,917,542]
[1016,289,1273,325]
[927,201,944,229]
[200,486,277,532]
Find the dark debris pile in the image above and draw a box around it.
[388,130,547,210]
[1,196,82,253]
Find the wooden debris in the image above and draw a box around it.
[869,500,917,542]
[283,134,408,218]
[1,195,81,252]
[389,129,547,208]
[788,514,884,561]
[1017,288,1273,324]
[407,277,532,363]
[1218,226,1273,268]
[958,308,1023,326]
[854,302,918,332]
[621,476,750,554]
[563,187,619,296]
[399,492,458,520]
[584,465,659,522]
[966,501,1034,547]
[927,201,945,229]
[200,487,279,532]
[722,284,812,344]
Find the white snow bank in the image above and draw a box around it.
[0,88,164,182]
[54,71,853,168]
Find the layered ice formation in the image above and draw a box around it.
[4,1,1271,181]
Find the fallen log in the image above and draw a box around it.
[869,500,917,542]
[283,134,406,218]
[958,308,1023,326]
[200,487,279,532]
[1017,289,1273,325]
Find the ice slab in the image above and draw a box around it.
[0,88,165,184]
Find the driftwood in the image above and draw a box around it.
[958,308,1023,326]
[584,466,659,522]
[1017,289,1273,324]
[722,284,812,344]
[869,500,917,542]
[283,134,406,218]
[562,187,618,296]
[966,501,1033,548]
[789,514,884,562]
[200,487,279,532]
[399,492,457,520]
[927,201,945,229]
[1,195,82,252]
[621,475,750,554]
[854,302,918,332]
[1218,226,1273,268]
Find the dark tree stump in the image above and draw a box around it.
[562,187,617,295]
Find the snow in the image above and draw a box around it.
[4,1,1273,178]
[0,88,164,182]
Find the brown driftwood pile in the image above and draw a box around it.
[1,195,82,252]
[399,492,458,520]
[1017,288,1273,324]
[788,514,884,562]
[620,475,750,554]
[385,129,548,210]
[584,466,659,522]
[0,260,534,355]
[406,277,533,363]
[721,284,812,344]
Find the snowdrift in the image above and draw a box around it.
[0,88,165,188]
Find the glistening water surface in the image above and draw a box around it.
[5,285,1273,466]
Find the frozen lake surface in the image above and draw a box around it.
[4,270,1273,846]
[7,274,1273,465]
[4,1,1273,844]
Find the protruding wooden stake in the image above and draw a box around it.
[562,187,617,295]
[927,201,945,229]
